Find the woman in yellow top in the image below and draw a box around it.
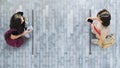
[86,9,113,48]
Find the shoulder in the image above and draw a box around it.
[8,28,18,35]
[100,26,110,34]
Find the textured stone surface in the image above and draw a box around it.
[0,0,120,68]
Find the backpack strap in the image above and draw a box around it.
[93,24,101,35]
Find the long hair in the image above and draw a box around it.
[10,12,25,34]
[97,9,111,27]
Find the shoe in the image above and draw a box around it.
[24,34,30,38]
[91,39,98,45]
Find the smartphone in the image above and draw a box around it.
[27,26,33,31]
[87,19,93,24]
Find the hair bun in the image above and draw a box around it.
[17,12,23,16]
[100,14,111,20]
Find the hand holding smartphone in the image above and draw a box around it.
[27,26,33,31]
[87,18,93,24]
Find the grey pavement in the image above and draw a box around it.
[0,0,120,68]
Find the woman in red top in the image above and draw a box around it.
[4,12,31,47]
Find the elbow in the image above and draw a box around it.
[11,37,17,40]
[10,35,18,40]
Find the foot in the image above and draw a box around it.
[91,39,99,45]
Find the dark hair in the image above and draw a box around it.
[10,12,25,34]
[17,12,23,16]
[97,9,111,27]
[97,9,108,16]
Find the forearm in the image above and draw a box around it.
[91,24,97,34]
[10,33,23,40]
